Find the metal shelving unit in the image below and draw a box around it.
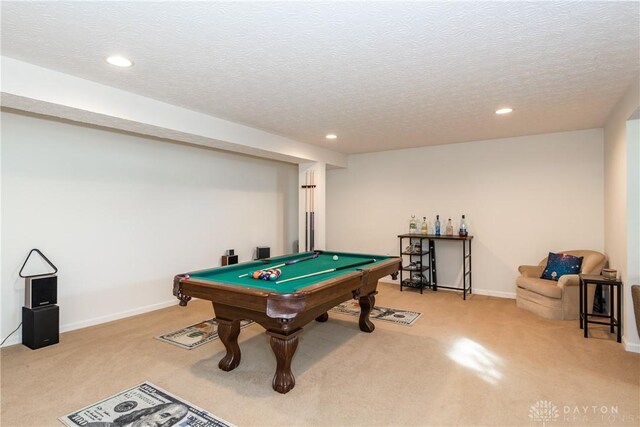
[398,233,474,299]
[398,234,432,294]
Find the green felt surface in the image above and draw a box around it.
[188,251,391,293]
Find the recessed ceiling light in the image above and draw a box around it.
[495,108,513,115]
[326,134,337,140]
[106,55,134,67]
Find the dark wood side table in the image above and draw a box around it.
[579,274,622,343]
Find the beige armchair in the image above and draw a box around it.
[516,250,607,320]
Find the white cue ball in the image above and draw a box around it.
[333,255,339,261]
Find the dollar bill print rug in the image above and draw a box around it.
[330,301,422,326]
[59,382,234,427]
[155,319,255,350]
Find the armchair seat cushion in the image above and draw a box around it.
[516,276,562,299]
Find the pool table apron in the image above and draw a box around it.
[173,257,400,393]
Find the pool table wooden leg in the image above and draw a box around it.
[267,329,302,394]
[217,318,241,371]
[358,292,377,333]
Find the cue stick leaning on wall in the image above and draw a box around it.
[309,169,316,251]
[304,171,308,251]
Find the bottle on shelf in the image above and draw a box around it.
[446,218,454,235]
[459,214,468,237]
[409,215,417,234]
[435,214,441,236]
[421,217,428,234]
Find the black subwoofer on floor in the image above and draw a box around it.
[22,305,59,350]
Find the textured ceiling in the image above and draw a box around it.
[1,1,639,154]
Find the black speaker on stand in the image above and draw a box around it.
[25,275,57,308]
[19,249,59,350]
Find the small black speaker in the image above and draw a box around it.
[256,247,270,260]
[221,254,239,266]
[22,305,59,350]
[25,275,57,308]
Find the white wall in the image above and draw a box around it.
[1,111,298,346]
[604,79,639,352]
[327,129,604,298]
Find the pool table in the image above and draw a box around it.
[173,250,400,393]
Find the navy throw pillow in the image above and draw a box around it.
[541,252,584,281]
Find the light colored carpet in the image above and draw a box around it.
[2,282,639,426]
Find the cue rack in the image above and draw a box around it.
[301,170,316,251]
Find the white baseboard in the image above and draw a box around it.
[1,331,22,348]
[473,288,516,299]
[60,299,177,332]
[378,277,516,299]
[623,337,640,353]
[1,299,177,348]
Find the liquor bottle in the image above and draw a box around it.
[435,214,441,236]
[421,217,428,234]
[409,215,417,234]
[446,218,454,235]
[459,214,468,237]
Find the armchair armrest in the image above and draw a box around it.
[518,265,544,278]
[557,274,580,290]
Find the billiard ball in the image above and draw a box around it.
[333,255,339,261]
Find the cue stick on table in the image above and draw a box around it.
[275,258,377,284]
[238,251,322,278]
